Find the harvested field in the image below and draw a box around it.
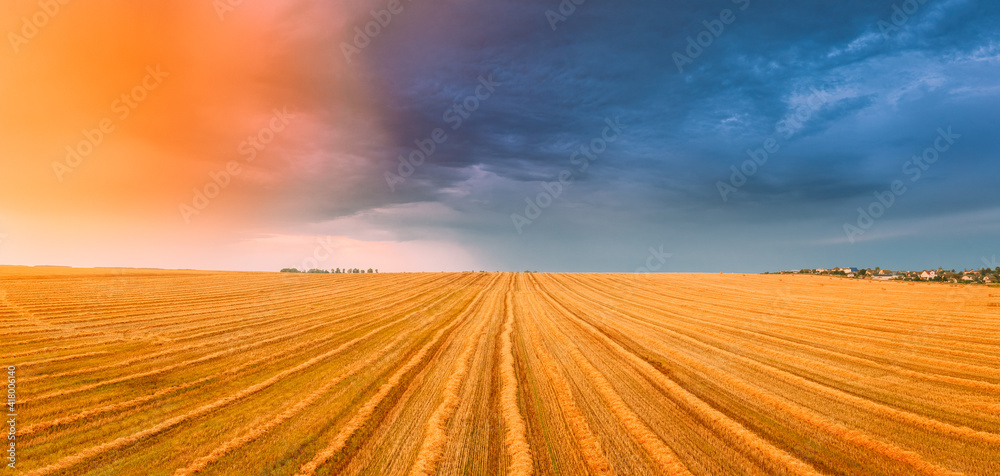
[4,266,1000,475]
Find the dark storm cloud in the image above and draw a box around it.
[304,0,1000,271]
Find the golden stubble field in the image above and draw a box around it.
[3,266,1000,475]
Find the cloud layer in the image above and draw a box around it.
[2,0,999,272]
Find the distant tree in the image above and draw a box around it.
[367,268,374,273]
[354,268,360,273]
[375,269,379,273]
[307,268,329,274]
[280,268,300,273]
[334,268,341,273]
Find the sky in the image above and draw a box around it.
[1,0,998,273]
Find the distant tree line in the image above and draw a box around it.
[765,266,1000,284]
[280,268,378,274]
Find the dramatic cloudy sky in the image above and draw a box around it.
[1,0,998,272]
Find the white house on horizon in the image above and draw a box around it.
[920,270,937,280]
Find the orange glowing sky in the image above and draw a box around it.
[0,1,481,271]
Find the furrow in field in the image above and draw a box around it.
[408,277,504,476]
[19,274,454,384]
[103,273,446,338]
[15,350,111,367]
[19,292,438,476]
[11,273,442,361]
[531,274,821,476]
[525,277,694,476]
[171,316,435,476]
[21,317,361,405]
[293,274,501,476]
[4,338,127,359]
[21,276,459,403]
[602,279,1000,362]
[517,291,615,476]
[21,275,472,436]
[6,332,114,349]
[564,274,1000,418]
[609,274,1000,352]
[565,274,1000,434]
[500,289,534,476]
[552,276,965,476]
